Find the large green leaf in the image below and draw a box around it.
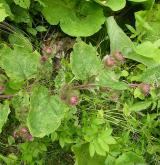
[0,45,40,81]
[134,40,160,63]
[73,144,106,165]
[135,41,160,58]
[0,0,13,22]
[0,101,10,133]
[106,16,158,66]
[71,40,102,80]
[106,16,134,54]
[27,86,69,137]
[42,0,105,37]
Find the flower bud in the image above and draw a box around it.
[45,47,52,54]
[0,86,5,94]
[43,46,52,54]
[20,127,28,133]
[139,83,150,96]
[40,55,48,62]
[0,86,4,91]
[113,51,125,62]
[26,134,34,141]
[70,96,79,106]
[103,55,115,67]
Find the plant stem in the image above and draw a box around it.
[72,84,98,90]
[0,95,15,99]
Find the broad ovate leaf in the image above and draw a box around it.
[0,101,10,133]
[42,0,105,36]
[0,45,40,81]
[27,86,69,137]
[106,16,134,54]
[71,40,102,81]
[106,16,158,66]
[0,0,13,21]
[134,41,160,63]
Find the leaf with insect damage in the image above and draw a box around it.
[0,44,40,82]
[42,0,105,37]
[27,86,69,137]
[70,40,102,81]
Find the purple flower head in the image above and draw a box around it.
[70,96,78,106]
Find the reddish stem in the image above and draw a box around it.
[0,95,15,99]
[72,84,97,90]
[129,83,139,88]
